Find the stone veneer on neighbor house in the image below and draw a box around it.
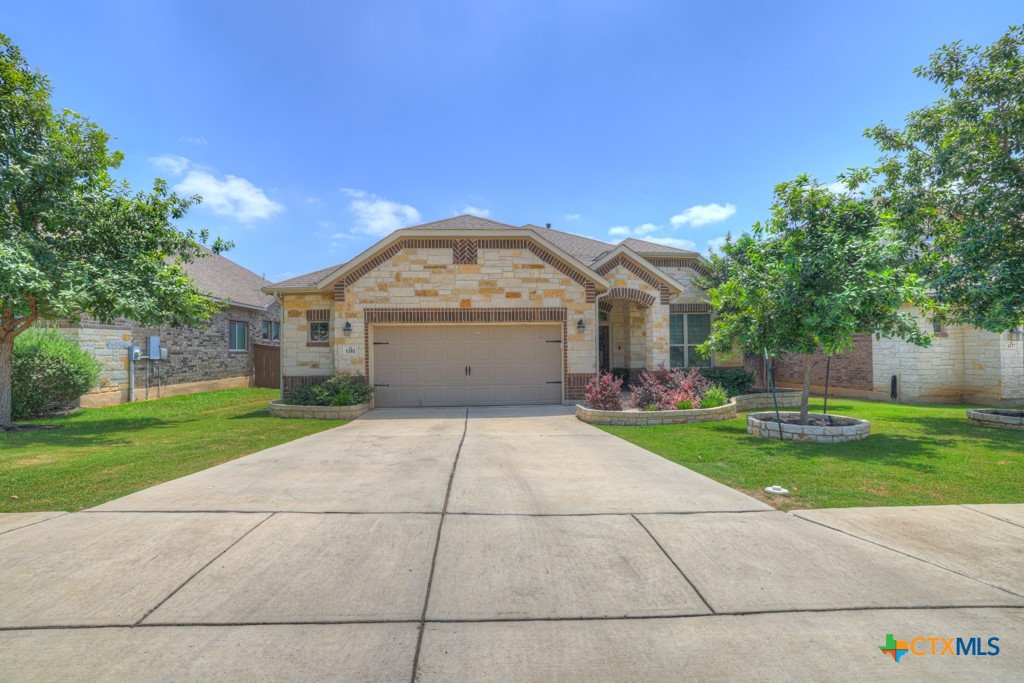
[758,305,1024,407]
[62,303,280,408]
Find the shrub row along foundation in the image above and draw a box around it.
[575,389,802,426]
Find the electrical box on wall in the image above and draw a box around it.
[160,348,169,360]
[130,346,142,361]
[147,336,161,359]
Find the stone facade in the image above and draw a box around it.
[268,400,369,420]
[282,242,601,401]
[61,302,280,407]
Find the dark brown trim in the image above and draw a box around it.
[452,239,478,264]
[669,303,712,313]
[604,287,657,308]
[595,253,663,290]
[306,309,331,321]
[646,257,710,277]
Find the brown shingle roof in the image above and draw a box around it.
[269,216,705,290]
[619,238,701,257]
[182,247,274,309]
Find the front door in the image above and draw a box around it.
[598,325,610,373]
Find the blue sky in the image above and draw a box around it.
[6,1,1021,282]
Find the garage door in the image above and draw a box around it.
[372,325,563,407]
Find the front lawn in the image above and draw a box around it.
[0,389,345,512]
[599,398,1022,511]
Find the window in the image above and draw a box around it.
[261,321,280,342]
[228,321,248,351]
[669,313,712,368]
[309,321,329,343]
[932,318,946,336]
[598,310,609,323]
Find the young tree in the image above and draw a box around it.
[0,34,228,427]
[699,175,932,424]
[866,25,1024,334]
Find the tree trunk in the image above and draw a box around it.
[800,353,812,426]
[0,335,13,429]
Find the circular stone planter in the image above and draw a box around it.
[268,400,370,420]
[966,409,1024,431]
[576,399,737,426]
[747,412,870,442]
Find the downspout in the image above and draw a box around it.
[276,292,285,401]
[594,290,611,385]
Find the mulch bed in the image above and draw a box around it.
[758,414,858,427]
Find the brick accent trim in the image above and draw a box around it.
[452,239,478,264]
[364,307,570,402]
[333,282,346,302]
[585,282,596,303]
[335,237,598,291]
[604,287,656,308]
[646,257,710,277]
[669,303,712,313]
[660,285,670,305]
[565,372,592,401]
[595,254,663,290]
[598,300,613,313]
[306,309,331,321]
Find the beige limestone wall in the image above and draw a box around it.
[871,306,1024,405]
[601,264,669,370]
[331,245,596,377]
[655,264,705,302]
[281,293,335,377]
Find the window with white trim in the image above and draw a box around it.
[669,313,711,368]
[228,321,248,351]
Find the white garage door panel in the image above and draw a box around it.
[372,324,563,408]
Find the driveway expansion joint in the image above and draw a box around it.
[960,504,1024,530]
[792,513,1024,601]
[631,514,716,614]
[411,408,469,683]
[135,512,276,626]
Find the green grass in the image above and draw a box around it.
[599,398,1023,511]
[0,389,345,513]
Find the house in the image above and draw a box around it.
[63,248,281,408]
[760,315,1024,406]
[264,215,734,407]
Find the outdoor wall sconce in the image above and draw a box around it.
[343,321,353,335]
[577,319,586,333]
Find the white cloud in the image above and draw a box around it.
[607,223,661,238]
[179,135,207,146]
[175,170,284,222]
[644,236,697,250]
[150,154,191,176]
[670,202,737,227]
[461,205,490,218]
[342,188,421,236]
[608,226,631,237]
[150,156,284,222]
[565,213,581,221]
[707,235,728,253]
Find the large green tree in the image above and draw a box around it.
[699,175,932,424]
[866,25,1024,334]
[0,34,227,427]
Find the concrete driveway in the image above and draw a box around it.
[1,405,1022,681]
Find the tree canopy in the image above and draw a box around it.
[698,175,931,423]
[0,33,227,427]
[866,25,1024,334]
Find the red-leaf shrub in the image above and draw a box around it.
[629,366,715,411]
[584,370,624,410]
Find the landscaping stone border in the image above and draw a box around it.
[576,399,737,426]
[747,411,870,442]
[268,400,369,420]
[966,409,1024,431]
[574,389,804,426]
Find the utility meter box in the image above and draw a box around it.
[159,348,169,360]
[147,336,161,359]
[130,346,142,361]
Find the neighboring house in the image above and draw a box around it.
[264,215,734,408]
[759,313,1024,406]
[62,248,281,408]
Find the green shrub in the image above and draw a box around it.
[675,400,692,410]
[285,374,373,407]
[699,384,729,409]
[697,367,756,396]
[611,367,630,385]
[13,328,101,419]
